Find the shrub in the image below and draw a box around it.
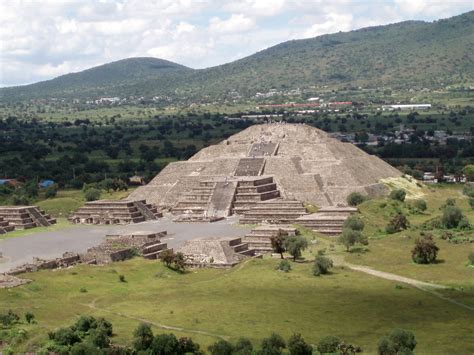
[283,236,308,261]
[317,335,341,353]
[44,185,58,199]
[70,342,98,355]
[413,199,427,212]
[84,188,101,202]
[150,333,179,355]
[0,310,20,327]
[389,189,406,202]
[25,311,35,324]
[378,329,416,355]
[261,333,286,354]
[313,256,333,276]
[469,197,474,209]
[132,323,154,351]
[86,328,110,348]
[347,192,365,206]
[458,217,471,230]
[178,337,201,354]
[445,198,456,206]
[160,249,175,267]
[343,215,365,231]
[208,339,233,355]
[386,213,409,234]
[118,275,126,283]
[412,234,439,264]
[463,184,474,197]
[234,337,253,355]
[51,327,81,346]
[173,252,186,271]
[442,206,464,228]
[270,234,286,259]
[288,333,312,355]
[338,228,368,251]
[276,259,291,272]
[468,252,474,265]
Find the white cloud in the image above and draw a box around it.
[209,14,256,33]
[303,13,354,38]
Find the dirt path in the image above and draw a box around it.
[332,255,474,312]
[82,300,228,340]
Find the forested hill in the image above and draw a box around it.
[1,11,473,101]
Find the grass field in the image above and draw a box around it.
[1,256,473,354]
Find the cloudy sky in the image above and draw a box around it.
[0,0,472,87]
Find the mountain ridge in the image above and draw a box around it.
[1,10,473,101]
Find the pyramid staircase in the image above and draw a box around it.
[239,200,308,225]
[243,224,298,254]
[0,206,56,230]
[232,176,281,214]
[70,200,161,225]
[234,158,265,176]
[228,237,256,257]
[171,180,238,222]
[295,207,358,236]
[0,217,15,234]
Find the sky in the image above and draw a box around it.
[0,0,472,87]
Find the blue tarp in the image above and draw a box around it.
[39,180,55,188]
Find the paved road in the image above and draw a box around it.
[0,215,250,273]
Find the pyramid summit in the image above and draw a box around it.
[129,123,401,217]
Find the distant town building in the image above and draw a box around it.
[382,104,431,110]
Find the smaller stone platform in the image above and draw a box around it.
[296,206,358,236]
[243,224,298,254]
[239,200,308,224]
[70,200,162,225]
[0,217,14,234]
[177,237,255,268]
[0,206,56,230]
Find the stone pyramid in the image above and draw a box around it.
[129,123,401,213]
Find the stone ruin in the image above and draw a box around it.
[296,206,358,236]
[69,199,162,225]
[129,123,401,222]
[0,206,56,233]
[176,237,256,268]
[243,224,298,254]
[3,231,171,281]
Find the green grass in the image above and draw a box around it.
[1,257,473,354]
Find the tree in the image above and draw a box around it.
[413,199,427,212]
[71,342,100,355]
[86,328,110,349]
[378,329,416,355]
[44,185,58,199]
[313,256,334,276]
[150,333,179,355]
[160,249,175,267]
[442,206,464,228]
[173,252,186,271]
[25,311,35,324]
[84,188,101,202]
[317,336,341,354]
[343,215,365,231]
[132,322,154,351]
[386,213,409,234]
[283,236,308,261]
[412,234,439,264]
[51,327,81,346]
[234,337,254,355]
[178,337,201,354]
[462,164,474,182]
[270,234,286,259]
[260,333,286,355]
[208,339,233,355]
[287,333,312,355]
[347,192,365,206]
[389,189,406,202]
[338,228,368,251]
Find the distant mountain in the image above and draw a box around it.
[1,11,473,102]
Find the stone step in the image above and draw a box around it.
[235,190,280,201]
[238,177,274,187]
[143,248,173,260]
[142,242,167,254]
[237,183,277,194]
[312,229,343,236]
[233,243,250,253]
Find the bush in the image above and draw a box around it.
[445,198,456,206]
[25,311,35,324]
[150,333,179,355]
[389,189,406,202]
[412,234,439,264]
[338,228,368,251]
[413,199,427,212]
[132,323,154,351]
[118,275,126,283]
[84,188,101,202]
[208,339,233,355]
[463,184,474,197]
[347,192,365,206]
[70,342,98,355]
[442,206,464,229]
[317,335,341,353]
[386,213,409,234]
[468,252,474,265]
[261,333,286,354]
[458,217,471,230]
[276,259,291,272]
[0,310,20,327]
[283,236,308,261]
[313,256,333,276]
[44,185,58,199]
[469,197,474,209]
[288,333,312,355]
[86,328,110,348]
[160,249,175,267]
[234,337,253,355]
[343,215,364,231]
[378,329,416,355]
[51,327,81,346]
[178,337,201,354]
